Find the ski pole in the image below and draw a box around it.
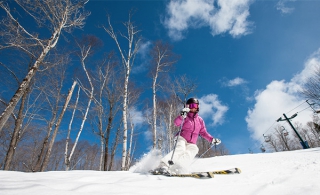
[190,143,216,166]
[168,115,186,165]
[198,143,216,158]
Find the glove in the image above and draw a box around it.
[180,108,190,118]
[211,138,221,145]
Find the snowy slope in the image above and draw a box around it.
[1,148,319,195]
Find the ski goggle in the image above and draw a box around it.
[187,103,199,109]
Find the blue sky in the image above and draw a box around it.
[79,0,320,155]
[2,0,320,157]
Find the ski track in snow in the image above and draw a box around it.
[1,148,320,195]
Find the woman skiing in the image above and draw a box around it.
[155,97,221,174]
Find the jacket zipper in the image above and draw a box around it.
[190,116,195,141]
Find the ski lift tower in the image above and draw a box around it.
[277,113,309,149]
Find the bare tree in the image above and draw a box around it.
[155,97,180,154]
[36,80,76,172]
[263,133,279,152]
[103,12,141,170]
[198,138,229,157]
[1,58,33,170]
[31,57,71,172]
[88,52,122,171]
[171,74,197,104]
[301,64,320,104]
[102,75,122,171]
[47,139,66,171]
[0,0,89,133]
[125,84,142,170]
[300,120,320,148]
[7,124,47,171]
[274,126,291,151]
[312,115,320,140]
[64,35,99,171]
[3,87,29,170]
[149,40,178,149]
[108,124,122,171]
[65,84,81,171]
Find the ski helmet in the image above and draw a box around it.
[186,98,199,105]
[186,98,199,112]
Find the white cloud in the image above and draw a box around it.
[133,41,152,74]
[128,106,145,127]
[163,0,253,41]
[137,41,152,58]
[246,48,320,142]
[224,77,248,87]
[198,94,229,126]
[276,0,296,14]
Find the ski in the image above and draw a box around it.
[150,168,241,179]
[151,171,214,179]
[202,167,241,175]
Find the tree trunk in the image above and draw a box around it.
[0,48,51,133]
[0,0,88,133]
[121,71,129,170]
[126,121,134,170]
[0,12,63,133]
[152,73,158,149]
[3,88,28,170]
[109,126,121,171]
[33,114,57,171]
[103,105,113,171]
[65,84,80,171]
[40,81,76,171]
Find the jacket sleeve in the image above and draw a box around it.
[174,115,183,127]
[198,117,213,142]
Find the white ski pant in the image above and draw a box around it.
[161,136,199,168]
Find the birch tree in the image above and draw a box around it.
[32,58,69,172]
[264,134,279,152]
[3,87,29,170]
[274,126,291,151]
[125,84,141,170]
[0,0,89,133]
[39,80,77,171]
[64,35,97,171]
[102,74,122,171]
[103,12,141,170]
[87,52,122,171]
[149,40,178,149]
[301,64,320,104]
[1,59,33,170]
[65,83,80,171]
[156,97,180,153]
[171,74,197,104]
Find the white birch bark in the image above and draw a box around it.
[103,13,141,170]
[67,45,94,170]
[40,80,77,171]
[150,41,177,149]
[65,82,80,171]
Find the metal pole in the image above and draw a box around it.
[168,117,185,165]
[282,113,309,149]
[198,144,216,158]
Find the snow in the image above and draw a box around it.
[1,148,320,195]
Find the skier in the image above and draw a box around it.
[155,97,221,174]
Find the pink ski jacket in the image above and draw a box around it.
[174,112,213,144]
